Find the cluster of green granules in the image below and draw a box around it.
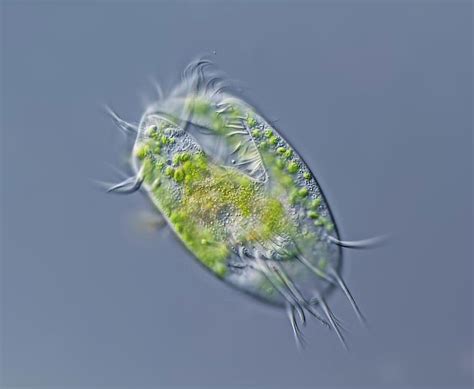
[133,121,298,277]
[245,114,334,232]
[132,95,335,279]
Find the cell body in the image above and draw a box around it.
[108,61,366,346]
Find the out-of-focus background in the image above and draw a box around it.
[1,1,472,388]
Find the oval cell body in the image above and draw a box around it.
[131,71,342,311]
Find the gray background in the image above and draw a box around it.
[1,1,472,388]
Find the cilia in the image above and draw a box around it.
[105,59,383,349]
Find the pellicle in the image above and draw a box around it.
[105,59,380,348]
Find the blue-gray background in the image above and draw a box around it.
[1,1,472,388]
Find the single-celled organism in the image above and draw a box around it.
[105,59,382,348]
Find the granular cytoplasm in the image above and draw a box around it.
[106,59,377,348]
